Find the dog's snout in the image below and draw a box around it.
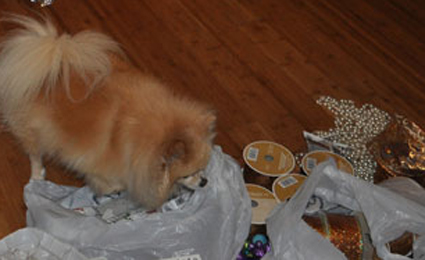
[199,177,208,187]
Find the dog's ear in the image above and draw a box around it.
[163,138,188,166]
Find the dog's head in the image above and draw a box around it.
[128,112,216,210]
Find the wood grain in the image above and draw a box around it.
[0,0,424,239]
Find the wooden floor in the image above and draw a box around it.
[0,0,425,239]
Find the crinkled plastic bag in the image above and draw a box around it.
[264,161,425,260]
[0,228,91,260]
[24,146,251,260]
[378,177,425,208]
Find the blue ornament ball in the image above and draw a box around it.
[252,234,268,245]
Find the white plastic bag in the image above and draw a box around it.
[264,161,425,260]
[24,146,251,260]
[378,177,425,208]
[0,228,90,260]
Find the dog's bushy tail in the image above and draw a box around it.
[0,14,122,113]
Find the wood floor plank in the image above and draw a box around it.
[325,0,425,84]
[300,0,425,126]
[0,131,28,237]
[180,0,335,134]
[237,0,376,98]
[238,0,425,125]
[367,0,425,43]
[305,0,425,87]
[389,0,425,26]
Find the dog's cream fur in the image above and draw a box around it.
[0,15,215,209]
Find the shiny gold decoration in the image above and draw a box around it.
[303,213,367,259]
[304,212,418,259]
[368,115,425,186]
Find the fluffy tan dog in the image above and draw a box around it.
[0,15,215,209]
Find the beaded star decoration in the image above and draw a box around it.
[313,96,391,182]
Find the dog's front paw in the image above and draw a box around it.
[29,155,46,180]
[31,167,46,180]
